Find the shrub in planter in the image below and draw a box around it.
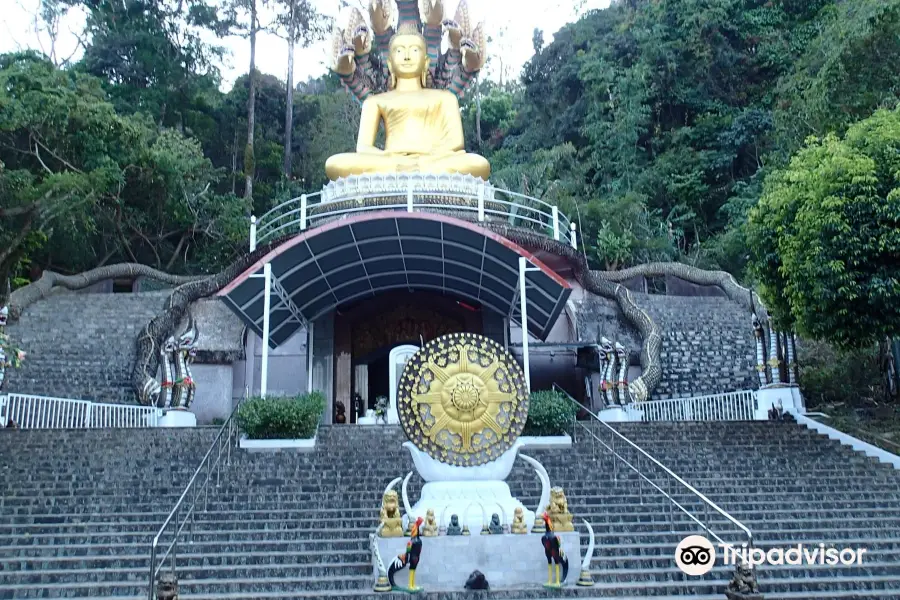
[523,390,577,437]
[236,392,326,440]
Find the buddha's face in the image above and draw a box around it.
[389,33,428,78]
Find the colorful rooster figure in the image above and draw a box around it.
[388,516,425,592]
[541,511,568,588]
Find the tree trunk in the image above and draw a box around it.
[475,75,482,150]
[283,1,296,179]
[244,0,258,202]
[231,128,239,195]
[8,263,203,321]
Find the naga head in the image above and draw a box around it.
[0,304,8,327]
[615,341,627,360]
[751,313,763,336]
[600,337,614,356]
[163,336,177,354]
[177,314,199,350]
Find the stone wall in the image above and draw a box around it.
[573,291,757,400]
[5,292,246,419]
[5,291,169,403]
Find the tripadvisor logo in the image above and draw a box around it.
[675,535,716,576]
[675,535,868,575]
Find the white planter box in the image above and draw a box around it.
[518,434,572,449]
[239,433,317,453]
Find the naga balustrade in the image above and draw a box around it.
[554,384,755,555]
[249,175,579,251]
[0,393,161,428]
[627,390,757,422]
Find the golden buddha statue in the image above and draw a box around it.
[325,23,490,181]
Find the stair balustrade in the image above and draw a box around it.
[0,392,161,428]
[147,393,245,600]
[627,389,758,422]
[554,383,754,553]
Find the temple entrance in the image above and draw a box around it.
[334,290,483,423]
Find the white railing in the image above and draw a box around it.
[250,175,578,251]
[626,390,757,422]
[0,393,161,429]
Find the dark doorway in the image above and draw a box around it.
[367,354,390,411]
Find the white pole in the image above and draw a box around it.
[300,194,308,230]
[552,207,560,241]
[249,215,257,252]
[570,221,577,249]
[261,262,272,397]
[477,184,485,221]
[307,321,314,393]
[518,257,531,393]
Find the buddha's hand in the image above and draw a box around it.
[442,19,462,49]
[369,0,392,35]
[421,0,443,27]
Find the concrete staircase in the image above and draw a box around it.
[633,295,758,399]
[1,421,899,599]
[4,291,169,403]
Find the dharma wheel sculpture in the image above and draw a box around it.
[397,332,528,467]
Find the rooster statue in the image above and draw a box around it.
[388,516,425,591]
[541,511,569,588]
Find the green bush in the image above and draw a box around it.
[799,340,888,408]
[236,392,326,440]
[523,390,577,436]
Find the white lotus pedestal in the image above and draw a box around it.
[402,441,535,534]
[158,409,196,427]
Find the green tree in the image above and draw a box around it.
[747,106,900,347]
[0,52,247,283]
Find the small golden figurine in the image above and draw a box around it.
[421,509,439,537]
[510,507,528,534]
[548,487,575,532]
[379,490,404,537]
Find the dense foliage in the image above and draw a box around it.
[523,389,577,436]
[2,0,899,350]
[462,0,900,273]
[747,107,900,348]
[236,391,326,439]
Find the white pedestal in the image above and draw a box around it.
[375,531,582,588]
[599,406,640,422]
[408,480,535,532]
[158,410,196,428]
[756,386,799,420]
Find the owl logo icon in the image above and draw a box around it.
[675,535,716,576]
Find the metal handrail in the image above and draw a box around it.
[552,384,753,550]
[254,186,576,248]
[146,394,246,599]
